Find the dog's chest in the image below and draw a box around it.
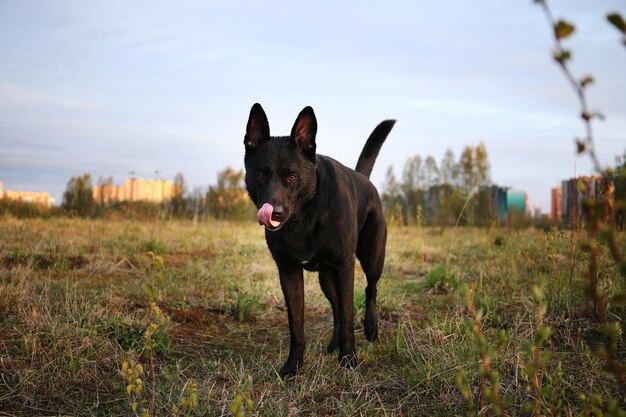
[267,228,330,271]
[283,235,320,266]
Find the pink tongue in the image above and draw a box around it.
[257,203,274,227]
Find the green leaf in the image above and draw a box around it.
[552,48,572,64]
[554,20,576,40]
[607,13,626,32]
[535,326,551,346]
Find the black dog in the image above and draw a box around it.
[243,103,395,377]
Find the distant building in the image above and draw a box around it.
[526,205,542,219]
[1,183,56,207]
[550,186,562,221]
[491,186,508,224]
[557,176,612,227]
[506,189,527,214]
[93,178,176,204]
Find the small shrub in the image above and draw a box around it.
[231,290,260,322]
[100,317,170,355]
[141,239,167,255]
[424,265,457,292]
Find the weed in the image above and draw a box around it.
[424,264,458,292]
[172,379,198,416]
[141,238,167,255]
[231,288,260,322]
[458,285,510,417]
[100,317,170,355]
[493,234,506,247]
[521,281,552,416]
[230,379,254,417]
[121,356,145,415]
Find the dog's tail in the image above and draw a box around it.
[355,120,396,179]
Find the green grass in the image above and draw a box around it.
[0,218,623,416]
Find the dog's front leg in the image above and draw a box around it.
[337,259,358,368]
[278,267,305,378]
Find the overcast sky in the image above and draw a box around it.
[1,1,624,212]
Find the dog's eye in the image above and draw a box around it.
[287,174,297,183]
[256,173,265,182]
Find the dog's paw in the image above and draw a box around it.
[279,361,301,379]
[338,351,358,369]
[364,311,379,342]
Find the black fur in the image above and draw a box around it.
[243,103,395,378]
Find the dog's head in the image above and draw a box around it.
[243,103,318,231]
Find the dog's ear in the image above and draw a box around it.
[290,106,317,159]
[244,103,270,151]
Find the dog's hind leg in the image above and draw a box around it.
[357,213,387,342]
[319,269,340,353]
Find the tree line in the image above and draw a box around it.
[381,143,508,227]
[2,145,625,226]
[55,168,255,221]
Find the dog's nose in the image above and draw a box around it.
[272,205,284,219]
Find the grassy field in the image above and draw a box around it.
[0,218,624,416]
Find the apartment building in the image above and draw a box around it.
[0,182,56,206]
[506,189,527,214]
[557,176,612,226]
[550,186,562,221]
[92,178,176,204]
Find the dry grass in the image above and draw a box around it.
[0,218,623,416]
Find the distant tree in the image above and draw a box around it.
[459,146,475,191]
[435,183,465,228]
[381,165,405,225]
[401,156,423,224]
[474,142,490,187]
[217,167,245,190]
[458,143,492,226]
[440,148,459,187]
[386,144,493,227]
[0,198,54,219]
[459,143,490,190]
[62,173,95,217]
[423,155,440,188]
[470,143,492,226]
[207,167,255,221]
[438,149,462,228]
[170,172,187,218]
